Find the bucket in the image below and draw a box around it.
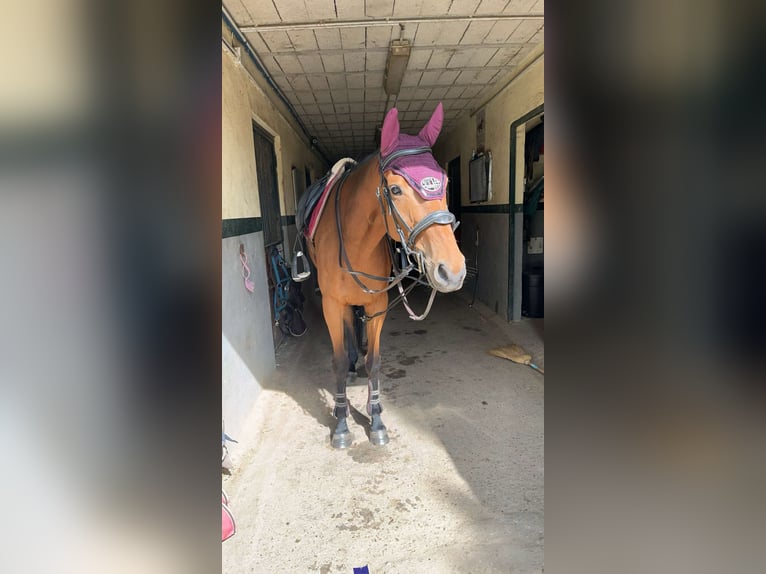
[522,269,544,318]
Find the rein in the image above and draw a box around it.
[334,149,457,322]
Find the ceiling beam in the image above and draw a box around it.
[240,14,544,33]
[270,67,511,78]
[248,42,532,57]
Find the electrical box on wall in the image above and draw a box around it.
[469,151,492,203]
[528,237,544,254]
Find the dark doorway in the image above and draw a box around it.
[522,116,544,318]
[508,103,544,322]
[252,123,281,247]
[447,156,462,245]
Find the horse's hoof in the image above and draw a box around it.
[331,431,353,449]
[369,428,389,446]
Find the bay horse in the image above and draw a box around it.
[307,103,466,449]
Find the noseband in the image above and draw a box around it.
[335,147,459,322]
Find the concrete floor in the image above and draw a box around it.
[222,288,544,574]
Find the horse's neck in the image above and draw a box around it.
[342,160,388,253]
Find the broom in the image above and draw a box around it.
[488,344,544,374]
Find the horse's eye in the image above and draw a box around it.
[390,185,402,195]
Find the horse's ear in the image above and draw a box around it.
[418,102,444,147]
[380,107,400,156]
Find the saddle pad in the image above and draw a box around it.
[302,158,356,241]
[296,174,328,235]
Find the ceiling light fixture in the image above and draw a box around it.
[384,39,411,96]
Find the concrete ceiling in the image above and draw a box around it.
[223,0,544,163]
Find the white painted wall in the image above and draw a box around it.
[221,31,327,437]
[222,233,273,436]
[222,43,326,220]
[432,49,544,319]
[434,51,545,206]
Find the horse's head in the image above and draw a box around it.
[379,103,466,293]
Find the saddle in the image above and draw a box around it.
[297,157,356,241]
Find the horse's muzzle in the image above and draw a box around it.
[429,261,466,292]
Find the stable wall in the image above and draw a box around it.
[434,49,544,319]
[222,21,326,222]
[222,25,326,437]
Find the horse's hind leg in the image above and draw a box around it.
[346,320,358,374]
[322,297,354,449]
[364,307,390,446]
[346,305,367,374]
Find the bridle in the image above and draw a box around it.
[335,147,458,322]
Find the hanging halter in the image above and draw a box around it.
[335,149,458,322]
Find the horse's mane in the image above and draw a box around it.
[347,151,378,174]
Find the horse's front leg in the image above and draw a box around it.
[364,308,389,446]
[331,352,355,449]
[322,297,354,449]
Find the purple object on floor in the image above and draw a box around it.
[353,567,369,574]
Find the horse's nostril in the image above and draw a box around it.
[436,263,450,283]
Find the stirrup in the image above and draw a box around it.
[291,250,311,282]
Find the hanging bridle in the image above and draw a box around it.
[335,148,458,322]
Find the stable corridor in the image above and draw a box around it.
[222,289,544,573]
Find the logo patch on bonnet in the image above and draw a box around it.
[420,176,441,193]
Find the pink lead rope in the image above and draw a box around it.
[239,249,255,293]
